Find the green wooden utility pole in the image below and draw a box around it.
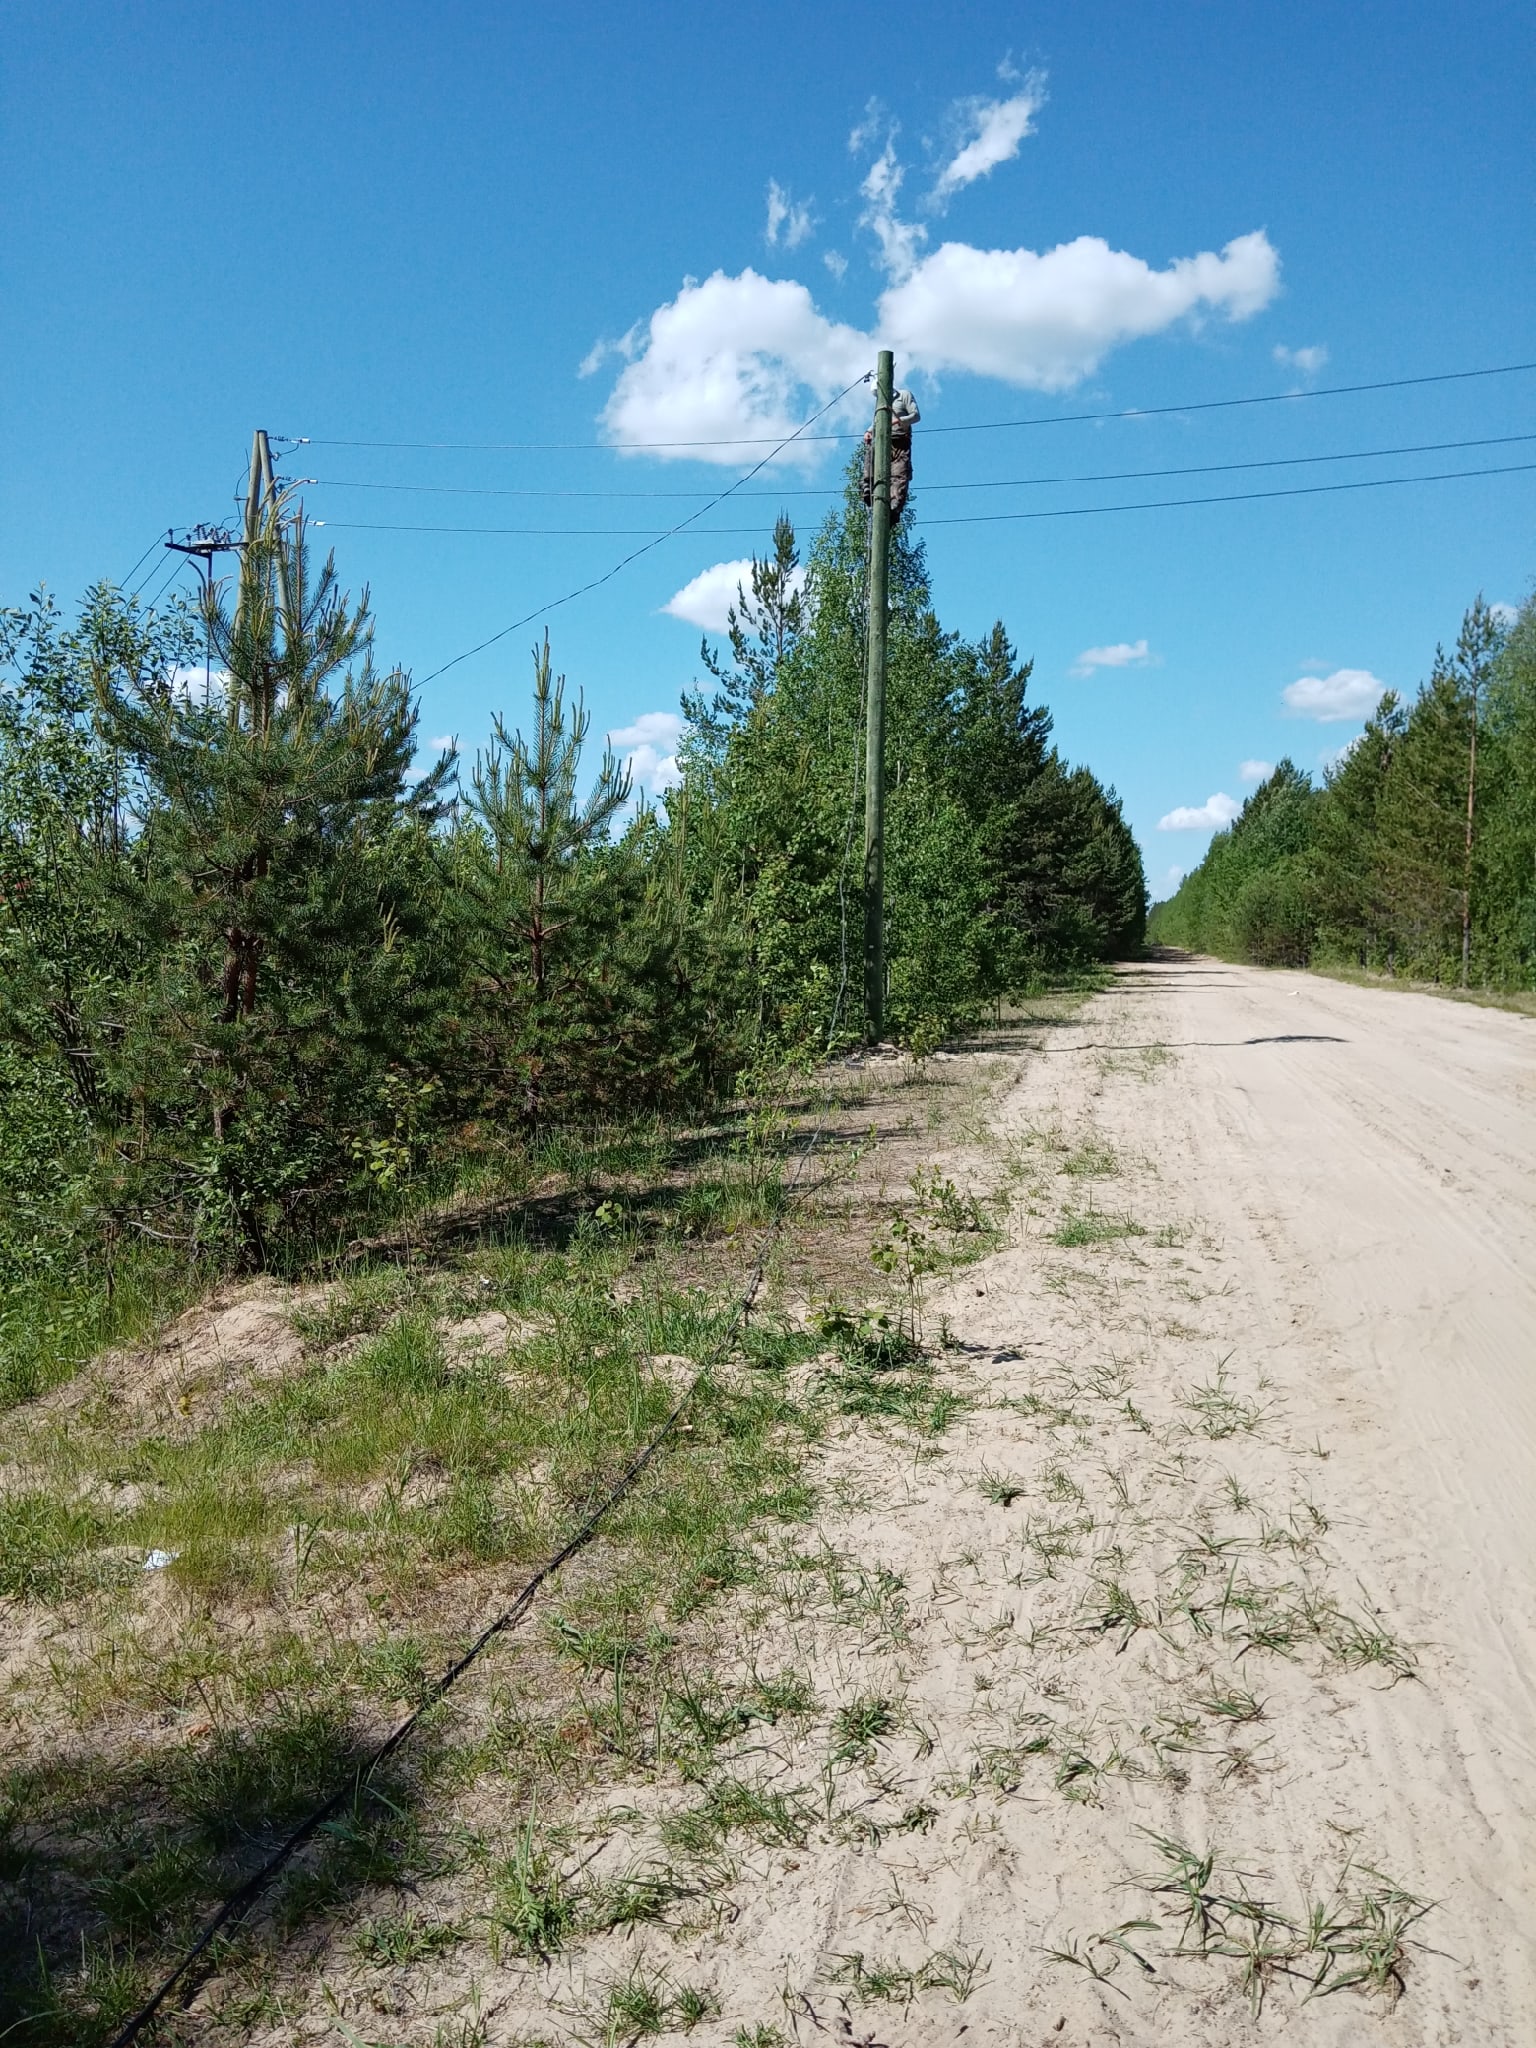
[863,349,894,1041]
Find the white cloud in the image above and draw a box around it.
[426,733,456,753]
[1492,600,1519,628]
[1238,758,1274,783]
[662,559,755,632]
[600,102,1280,455]
[880,229,1278,388]
[598,269,870,463]
[167,664,230,703]
[859,137,926,282]
[1158,792,1242,831]
[765,179,814,251]
[603,228,1278,456]
[662,557,807,633]
[823,248,848,282]
[607,710,684,793]
[931,82,1045,203]
[577,322,640,380]
[847,98,887,157]
[1273,342,1328,376]
[1281,668,1386,722]
[1070,637,1153,677]
[1320,735,1364,772]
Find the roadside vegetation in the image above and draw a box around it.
[0,1036,1023,2042]
[1149,587,1536,989]
[0,448,1146,2037]
[0,459,1142,1406]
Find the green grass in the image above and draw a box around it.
[1050,1209,1145,1248]
[0,1490,107,1601]
[490,1812,579,1958]
[0,1244,205,1411]
[0,1226,825,2041]
[598,1963,718,2037]
[659,1775,812,1856]
[1125,1832,1435,2014]
[1060,1142,1119,1178]
[828,1943,988,2007]
[976,1465,1026,1507]
[831,1694,898,1763]
[353,1911,465,1965]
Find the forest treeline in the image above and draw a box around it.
[0,463,1144,1362]
[1149,590,1536,986]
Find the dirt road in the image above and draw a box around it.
[566,956,1535,2048]
[1006,954,1536,2041]
[268,959,1536,2046]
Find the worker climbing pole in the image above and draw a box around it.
[860,353,919,1041]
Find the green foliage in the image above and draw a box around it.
[1,476,1144,1333]
[1151,587,1536,990]
[672,468,1145,1053]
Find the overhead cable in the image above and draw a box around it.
[315,456,1536,543]
[118,533,169,591]
[304,429,1536,504]
[409,373,870,686]
[281,358,1536,455]
[104,1105,834,2048]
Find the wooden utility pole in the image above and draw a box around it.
[863,349,894,1041]
[234,429,299,732]
[240,429,295,627]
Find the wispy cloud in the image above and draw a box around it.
[1158,792,1241,831]
[595,88,1280,459]
[859,134,926,282]
[1281,668,1386,722]
[1070,637,1155,677]
[1238,758,1274,783]
[662,559,754,632]
[765,179,815,251]
[1273,342,1328,377]
[931,79,1045,204]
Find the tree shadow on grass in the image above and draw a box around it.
[1,1696,436,2044]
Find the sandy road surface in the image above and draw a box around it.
[301,960,1536,2047]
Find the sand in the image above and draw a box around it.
[259,957,1536,2045]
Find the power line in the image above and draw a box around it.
[118,534,167,591]
[282,357,1536,455]
[104,1105,834,2048]
[313,455,1536,542]
[412,374,870,686]
[919,457,1536,526]
[304,429,1536,505]
[137,550,195,612]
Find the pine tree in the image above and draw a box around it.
[466,634,631,1117]
[93,501,452,1258]
[1448,596,1503,983]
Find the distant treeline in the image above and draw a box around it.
[0,460,1143,1314]
[1149,590,1536,987]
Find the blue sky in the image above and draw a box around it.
[4,0,1534,898]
